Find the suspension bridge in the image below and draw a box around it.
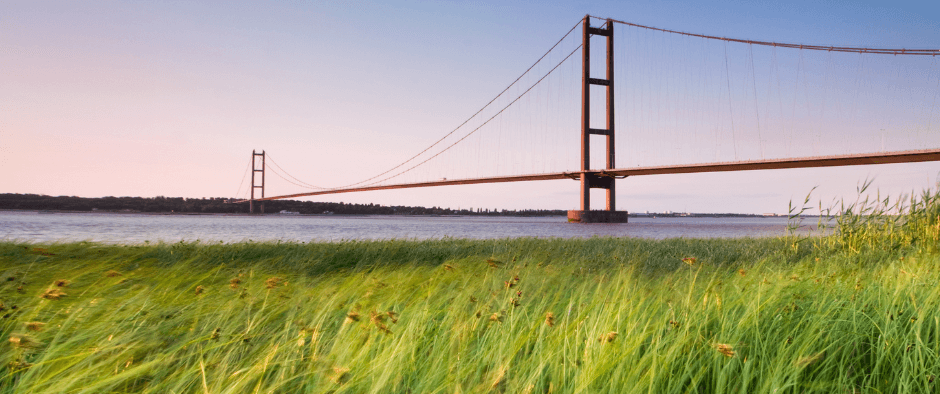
[234,15,940,222]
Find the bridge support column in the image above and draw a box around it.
[249,150,265,214]
[568,16,628,223]
[567,209,630,223]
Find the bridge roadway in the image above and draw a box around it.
[242,148,940,202]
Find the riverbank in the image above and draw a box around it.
[0,208,793,218]
[0,193,568,216]
[1,191,939,392]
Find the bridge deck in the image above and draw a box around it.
[245,148,940,202]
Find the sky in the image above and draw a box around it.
[3,0,940,214]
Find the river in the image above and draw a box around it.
[0,211,823,244]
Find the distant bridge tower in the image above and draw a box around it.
[250,150,265,214]
[567,16,629,223]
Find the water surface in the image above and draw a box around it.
[0,211,817,244]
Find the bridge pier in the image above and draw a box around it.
[568,16,629,223]
[567,210,630,223]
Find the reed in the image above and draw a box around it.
[1,188,939,392]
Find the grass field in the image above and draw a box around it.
[2,188,940,393]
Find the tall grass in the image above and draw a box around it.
[814,179,940,259]
[2,189,940,392]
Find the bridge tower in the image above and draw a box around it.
[567,16,629,223]
[249,150,265,214]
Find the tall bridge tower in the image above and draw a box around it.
[567,16,629,223]
[249,150,265,214]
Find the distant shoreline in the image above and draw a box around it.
[0,193,797,217]
[0,208,805,218]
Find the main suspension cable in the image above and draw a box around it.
[334,19,585,189]
[264,153,327,190]
[354,43,584,188]
[264,158,325,191]
[234,156,251,199]
[592,15,940,55]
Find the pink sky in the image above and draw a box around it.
[4,1,940,214]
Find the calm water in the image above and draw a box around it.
[0,211,812,244]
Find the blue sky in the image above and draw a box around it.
[3,0,940,213]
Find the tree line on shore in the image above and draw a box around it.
[0,193,567,216]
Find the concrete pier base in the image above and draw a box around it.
[567,210,629,223]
